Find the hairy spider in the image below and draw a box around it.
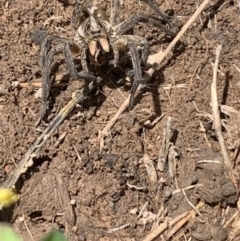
[38,0,175,124]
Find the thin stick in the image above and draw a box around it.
[16,82,66,88]
[211,45,235,183]
[181,188,202,216]
[98,0,211,142]
[107,223,131,233]
[172,184,203,195]
[53,131,67,148]
[98,95,130,151]
[73,144,82,163]
[16,82,42,88]
[157,117,172,171]
[223,210,239,228]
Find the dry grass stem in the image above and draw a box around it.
[138,201,149,219]
[98,95,130,151]
[224,210,239,228]
[181,188,202,216]
[107,223,131,233]
[14,82,42,88]
[126,181,147,191]
[143,153,158,183]
[197,160,221,164]
[227,212,240,241]
[73,144,82,163]
[168,146,180,178]
[158,117,172,171]
[211,44,236,183]
[172,184,203,195]
[53,131,67,148]
[15,82,67,88]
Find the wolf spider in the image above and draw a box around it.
[38,0,175,124]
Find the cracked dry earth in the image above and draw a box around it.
[1,0,240,240]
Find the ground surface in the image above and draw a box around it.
[1,0,240,240]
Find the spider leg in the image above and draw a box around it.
[38,34,96,125]
[63,43,96,81]
[113,35,149,66]
[128,42,143,110]
[71,0,86,30]
[39,35,66,123]
[110,0,120,26]
[73,35,90,73]
[109,40,120,66]
[139,0,173,29]
[113,35,147,109]
[115,14,175,36]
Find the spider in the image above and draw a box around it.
[37,0,175,124]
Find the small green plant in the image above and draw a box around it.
[40,230,67,241]
[1,224,23,241]
[0,224,67,241]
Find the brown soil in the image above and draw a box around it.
[1,0,240,240]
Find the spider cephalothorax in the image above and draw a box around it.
[37,0,175,124]
[71,1,112,67]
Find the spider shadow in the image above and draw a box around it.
[79,58,136,111]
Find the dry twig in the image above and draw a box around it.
[143,153,158,183]
[107,223,131,233]
[211,44,236,183]
[157,117,173,171]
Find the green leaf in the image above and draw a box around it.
[41,230,67,241]
[0,224,23,241]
